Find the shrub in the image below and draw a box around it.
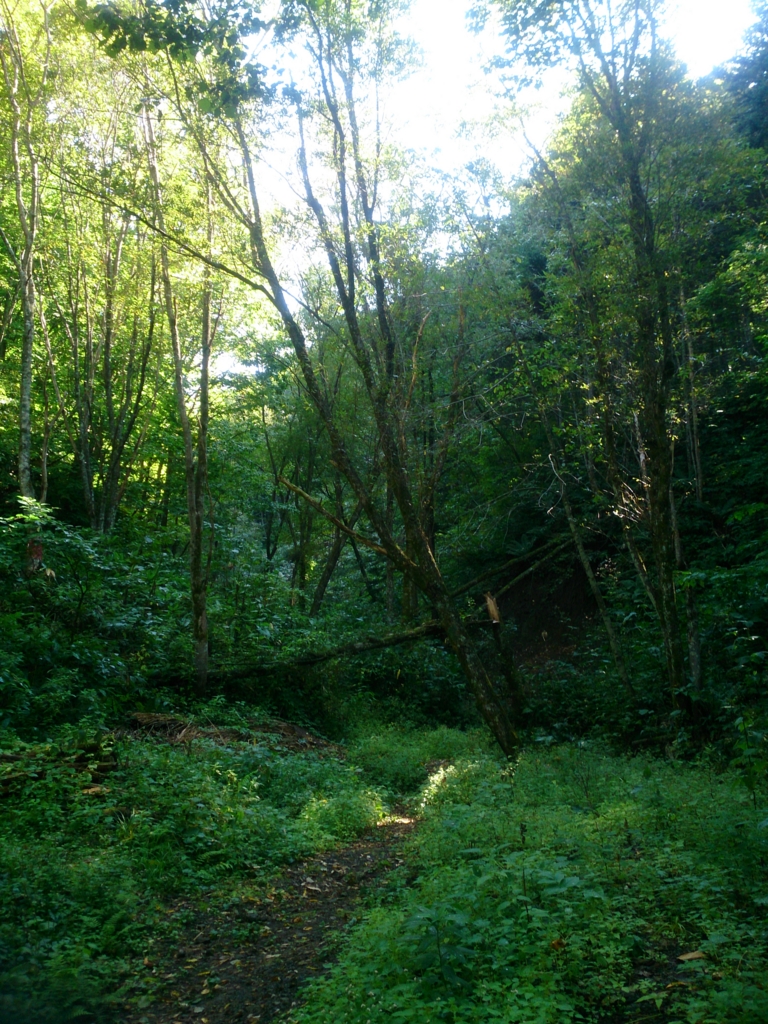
[348,724,491,794]
[289,745,768,1024]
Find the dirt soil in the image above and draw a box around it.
[127,714,344,757]
[616,937,712,1023]
[120,814,417,1024]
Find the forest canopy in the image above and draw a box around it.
[1,0,766,745]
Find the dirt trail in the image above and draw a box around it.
[121,815,417,1024]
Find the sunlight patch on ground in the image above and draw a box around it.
[420,763,459,807]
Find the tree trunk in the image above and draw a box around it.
[537,99,691,711]
[18,262,35,497]
[670,452,703,695]
[189,260,211,696]
[681,290,704,503]
[0,7,50,499]
[310,524,344,615]
[503,317,634,695]
[385,485,395,619]
[432,590,519,756]
[349,534,378,603]
[144,105,210,696]
[310,485,363,615]
[160,455,172,528]
[39,373,52,504]
[645,423,685,704]
[624,158,686,705]
[553,458,635,696]
[180,69,525,752]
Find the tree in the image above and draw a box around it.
[83,0,523,753]
[42,67,161,530]
[142,101,217,695]
[0,0,53,497]
[483,0,704,706]
[725,0,768,148]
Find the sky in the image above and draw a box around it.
[218,0,760,373]
[385,0,758,176]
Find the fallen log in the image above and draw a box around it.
[208,543,575,685]
[209,619,446,683]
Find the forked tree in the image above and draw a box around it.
[84,0,522,752]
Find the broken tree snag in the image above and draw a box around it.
[485,592,501,624]
[25,537,44,575]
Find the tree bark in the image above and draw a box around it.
[624,157,686,705]
[670,448,703,695]
[310,482,363,615]
[17,261,35,498]
[144,105,211,696]
[0,4,49,498]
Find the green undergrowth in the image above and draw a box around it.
[0,711,480,1022]
[0,720,371,1020]
[287,746,768,1024]
[347,724,492,795]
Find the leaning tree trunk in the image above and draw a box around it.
[310,482,363,615]
[157,44,525,753]
[237,97,528,753]
[431,588,519,755]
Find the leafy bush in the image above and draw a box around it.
[0,503,188,734]
[300,789,384,842]
[0,713,388,1019]
[289,745,768,1024]
[348,725,490,794]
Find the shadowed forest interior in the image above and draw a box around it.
[1,1,768,1021]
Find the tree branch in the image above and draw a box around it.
[278,475,394,560]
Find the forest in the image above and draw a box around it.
[0,0,767,1021]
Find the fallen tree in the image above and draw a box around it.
[209,541,573,683]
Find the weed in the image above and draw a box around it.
[0,711,390,1018]
[288,747,768,1024]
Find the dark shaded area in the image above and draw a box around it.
[501,558,593,663]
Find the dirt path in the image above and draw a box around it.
[121,815,417,1024]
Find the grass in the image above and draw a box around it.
[286,743,768,1024]
[3,712,767,1024]
[0,711,480,1022]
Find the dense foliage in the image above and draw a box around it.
[1,0,767,1020]
[292,745,768,1024]
[0,0,766,742]
[0,704,388,1020]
